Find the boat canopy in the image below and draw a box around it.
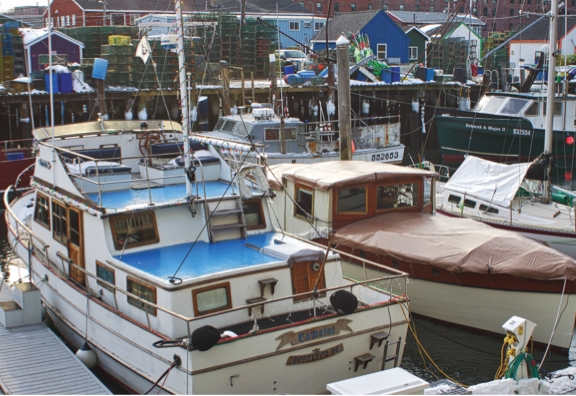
[443,156,530,207]
[267,161,437,192]
[332,212,576,281]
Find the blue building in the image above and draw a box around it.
[259,15,324,50]
[311,10,410,64]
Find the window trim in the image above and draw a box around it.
[294,184,314,219]
[34,192,51,230]
[243,199,266,230]
[375,180,422,213]
[110,211,160,250]
[409,46,418,60]
[335,185,368,215]
[96,260,116,292]
[192,282,232,317]
[127,276,157,315]
[51,199,68,245]
[289,21,300,31]
[377,43,387,60]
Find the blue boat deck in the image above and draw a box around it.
[88,181,237,209]
[115,232,285,280]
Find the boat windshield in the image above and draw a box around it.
[474,96,507,114]
[214,119,251,137]
[499,98,530,115]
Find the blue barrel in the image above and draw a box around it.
[60,73,73,93]
[298,70,316,79]
[477,66,484,75]
[425,68,435,82]
[284,65,294,75]
[92,58,108,80]
[380,69,392,83]
[391,66,401,83]
[44,73,59,93]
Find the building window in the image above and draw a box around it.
[368,3,373,9]
[303,21,311,28]
[192,282,232,316]
[111,13,125,26]
[130,14,140,25]
[337,186,367,214]
[415,5,420,10]
[334,2,340,11]
[409,46,418,60]
[509,22,514,29]
[509,8,514,15]
[295,185,314,218]
[300,0,304,6]
[127,277,156,315]
[430,5,435,11]
[351,3,357,10]
[289,21,300,31]
[110,211,159,250]
[492,22,497,30]
[383,3,389,10]
[492,7,497,14]
[527,0,531,4]
[52,201,67,245]
[316,2,322,12]
[473,7,477,14]
[66,15,70,26]
[483,7,488,14]
[96,261,115,291]
[72,14,76,26]
[314,21,325,31]
[399,4,404,10]
[376,183,419,211]
[377,43,387,60]
[34,193,50,229]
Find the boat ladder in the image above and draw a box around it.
[206,198,247,242]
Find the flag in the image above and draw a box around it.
[135,36,151,64]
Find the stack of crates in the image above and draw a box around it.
[237,18,278,78]
[100,41,135,86]
[0,32,14,81]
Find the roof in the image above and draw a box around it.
[332,212,576,281]
[0,13,31,27]
[75,0,306,14]
[387,11,485,26]
[423,22,460,37]
[267,161,437,192]
[402,25,432,41]
[510,15,576,41]
[20,28,85,48]
[312,10,381,42]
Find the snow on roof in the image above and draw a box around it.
[19,27,48,45]
[420,24,442,33]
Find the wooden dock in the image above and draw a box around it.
[0,282,111,395]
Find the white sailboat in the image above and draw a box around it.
[1,1,411,393]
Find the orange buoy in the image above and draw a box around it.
[351,140,355,153]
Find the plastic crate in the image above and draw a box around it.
[108,35,131,46]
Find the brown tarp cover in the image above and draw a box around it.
[332,212,576,281]
[267,162,437,192]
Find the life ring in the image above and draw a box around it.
[237,165,269,199]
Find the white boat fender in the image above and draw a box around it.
[192,325,221,351]
[330,290,358,315]
[221,330,238,339]
[76,341,97,368]
[237,166,269,199]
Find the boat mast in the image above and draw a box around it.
[175,0,192,197]
[543,0,558,201]
[48,0,56,184]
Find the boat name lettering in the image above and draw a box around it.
[275,319,352,351]
[513,128,530,136]
[38,159,51,169]
[465,123,484,130]
[285,343,344,365]
[371,151,399,162]
[465,124,503,132]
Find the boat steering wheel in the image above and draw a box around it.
[139,131,167,156]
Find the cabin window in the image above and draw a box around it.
[337,186,367,214]
[127,277,157,315]
[110,211,159,250]
[289,21,300,31]
[96,261,115,291]
[244,200,266,229]
[34,193,50,229]
[265,128,280,141]
[376,183,419,211]
[525,102,539,116]
[52,201,68,245]
[222,120,237,132]
[295,185,314,218]
[192,282,232,316]
[409,46,418,60]
[464,199,476,208]
[475,96,506,113]
[479,204,499,213]
[377,44,387,60]
[500,98,529,115]
[543,102,563,116]
[448,194,461,204]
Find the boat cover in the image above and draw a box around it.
[443,156,530,208]
[267,162,437,192]
[332,212,576,281]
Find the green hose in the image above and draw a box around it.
[504,352,540,379]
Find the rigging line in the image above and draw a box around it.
[540,279,568,369]
[168,148,253,281]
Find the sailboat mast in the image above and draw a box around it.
[48,0,56,184]
[175,0,192,197]
[543,0,558,199]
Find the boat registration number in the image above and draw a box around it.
[372,150,400,162]
[513,128,530,136]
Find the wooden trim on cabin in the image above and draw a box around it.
[33,191,51,230]
[244,199,267,230]
[51,199,68,246]
[33,176,102,211]
[191,282,232,317]
[334,184,369,215]
[126,276,157,316]
[109,211,160,250]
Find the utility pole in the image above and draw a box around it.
[336,35,351,161]
[220,60,231,116]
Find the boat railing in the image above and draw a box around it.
[0,138,35,159]
[303,115,401,134]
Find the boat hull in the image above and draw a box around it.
[264,145,405,165]
[435,115,575,172]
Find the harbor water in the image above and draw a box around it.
[0,220,573,393]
